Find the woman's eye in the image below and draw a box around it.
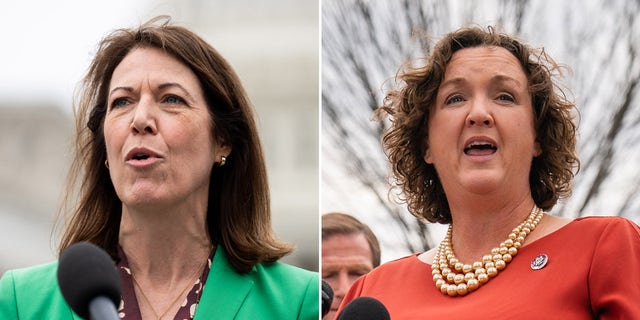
[445,95,464,105]
[497,94,515,102]
[164,95,184,104]
[111,98,130,108]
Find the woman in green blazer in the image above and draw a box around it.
[0,16,318,320]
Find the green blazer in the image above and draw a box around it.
[0,247,319,319]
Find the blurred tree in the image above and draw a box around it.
[322,0,640,261]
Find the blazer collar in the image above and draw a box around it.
[194,246,255,319]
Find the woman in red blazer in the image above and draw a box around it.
[338,26,640,319]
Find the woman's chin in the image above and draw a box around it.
[119,189,168,209]
[458,173,504,195]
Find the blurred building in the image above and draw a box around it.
[0,105,71,272]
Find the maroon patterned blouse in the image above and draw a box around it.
[116,246,214,320]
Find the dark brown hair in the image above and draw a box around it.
[58,16,292,273]
[376,26,579,224]
[322,212,381,267]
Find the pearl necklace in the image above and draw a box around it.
[431,205,544,297]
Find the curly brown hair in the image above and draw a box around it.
[375,26,579,224]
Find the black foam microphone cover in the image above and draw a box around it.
[321,280,334,317]
[337,296,391,320]
[57,242,121,319]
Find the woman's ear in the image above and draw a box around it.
[212,136,232,165]
[424,144,433,164]
[217,145,232,161]
[533,141,542,157]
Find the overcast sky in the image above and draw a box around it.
[0,1,158,111]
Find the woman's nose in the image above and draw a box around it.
[130,99,158,134]
[465,99,494,127]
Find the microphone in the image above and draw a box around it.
[337,296,390,320]
[57,242,121,320]
[321,280,334,317]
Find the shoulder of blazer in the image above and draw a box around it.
[1,261,80,319]
[195,246,319,319]
[253,259,318,292]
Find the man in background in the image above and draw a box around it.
[322,212,381,320]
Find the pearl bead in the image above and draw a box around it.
[454,262,464,272]
[467,279,479,291]
[462,264,473,273]
[478,273,489,283]
[508,247,518,256]
[447,285,458,297]
[447,273,455,282]
[436,279,445,288]
[484,261,495,269]
[492,254,502,262]
[502,253,512,262]
[440,284,448,294]
[504,239,514,247]
[456,283,468,295]
[475,268,486,276]
[472,261,483,269]
[487,267,498,277]
[491,248,500,255]
[464,272,475,281]
[495,260,506,270]
[482,255,493,263]
[454,274,465,284]
[433,273,443,281]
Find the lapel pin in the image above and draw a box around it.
[531,254,549,270]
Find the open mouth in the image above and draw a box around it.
[131,153,151,161]
[125,148,161,163]
[464,141,497,156]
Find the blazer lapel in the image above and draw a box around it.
[194,247,254,319]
